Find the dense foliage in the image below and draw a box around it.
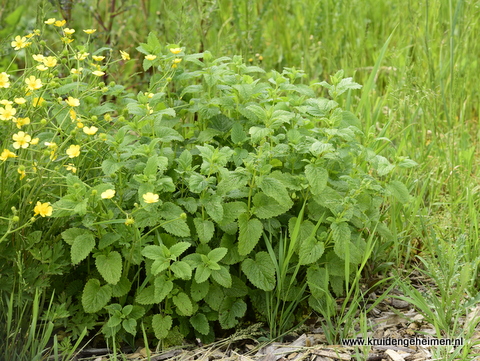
[0,22,413,353]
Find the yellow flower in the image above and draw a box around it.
[83,126,98,135]
[63,28,75,35]
[120,50,130,60]
[25,76,43,90]
[61,37,74,44]
[0,99,12,105]
[76,52,89,60]
[13,117,30,129]
[0,104,17,120]
[30,138,39,145]
[66,144,80,158]
[36,64,48,71]
[45,18,56,25]
[92,55,105,61]
[18,168,26,180]
[32,54,45,62]
[54,19,66,27]
[69,108,77,120]
[34,201,53,217]
[65,96,80,107]
[43,56,57,67]
[83,29,97,34]
[0,72,10,88]
[12,131,31,149]
[25,30,40,38]
[11,35,31,50]
[145,54,157,61]
[70,68,83,74]
[146,92,154,98]
[32,97,45,107]
[65,164,77,173]
[0,149,17,161]
[169,48,182,54]
[14,98,26,105]
[92,70,105,77]
[142,192,159,204]
[101,189,115,199]
[173,58,182,64]
[76,122,84,128]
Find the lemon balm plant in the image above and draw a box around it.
[1,24,414,356]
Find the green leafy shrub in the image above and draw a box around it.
[0,24,414,350]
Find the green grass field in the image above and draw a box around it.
[1,0,480,359]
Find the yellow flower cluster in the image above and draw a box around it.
[0,72,10,88]
[32,54,57,71]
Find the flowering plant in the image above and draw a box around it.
[0,22,414,354]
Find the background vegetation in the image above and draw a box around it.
[1,0,480,360]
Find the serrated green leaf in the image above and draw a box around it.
[306,266,329,299]
[249,126,273,144]
[305,164,328,195]
[71,233,95,265]
[191,280,210,301]
[190,313,210,335]
[211,265,232,288]
[154,276,173,302]
[208,248,228,263]
[195,263,212,284]
[154,126,184,142]
[188,173,209,193]
[238,214,263,255]
[170,261,192,280]
[151,258,170,275]
[61,227,89,246]
[136,285,156,305]
[331,221,351,243]
[241,252,275,291]
[82,278,112,313]
[173,292,193,316]
[386,180,411,204]
[259,176,292,207]
[129,305,145,320]
[102,159,124,176]
[169,242,191,258]
[218,298,247,329]
[98,233,121,249]
[176,149,192,172]
[95,251,122,284]
[223,277,248,299]
[194,218,215,243]
[142,245,167,262]
[152,314,172,339]
[122,319,137,335]
[299,237,325,265]
[203,196,224,223]
[204,284,224,311]
[162,219,190,237]
[253,192,291,219]
[112,276,131,297]
[231,122,247,143]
